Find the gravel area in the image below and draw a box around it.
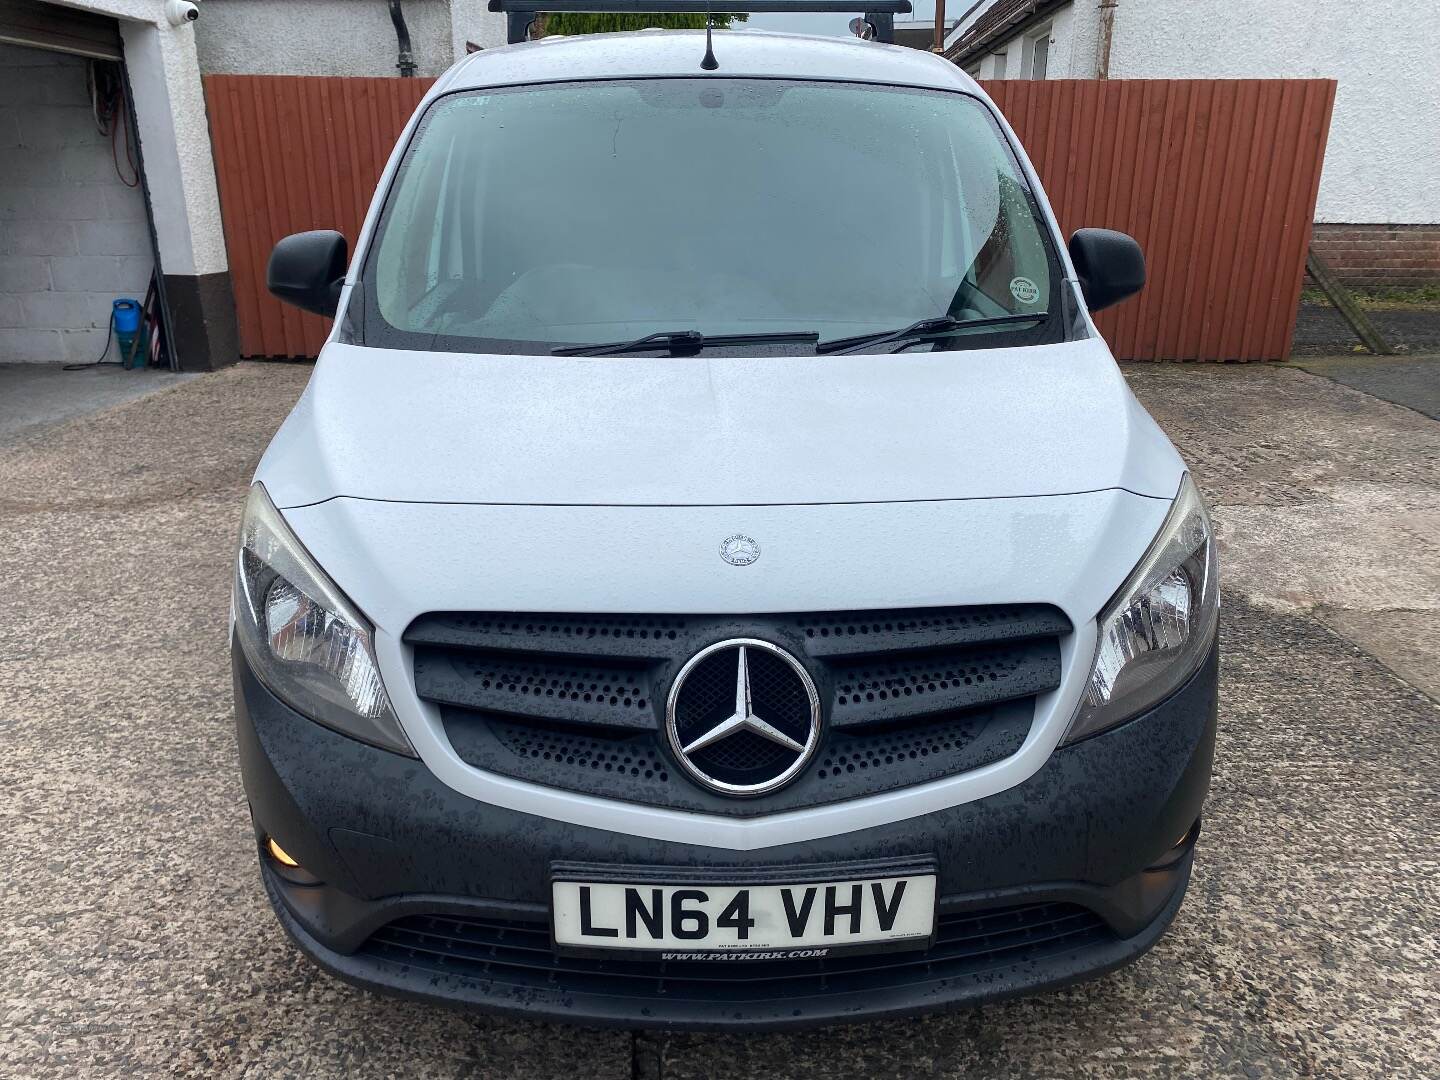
[1,360,1436,1078]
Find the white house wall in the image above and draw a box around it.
[118,17,224,278]
[949,0,1438,227]
[1108,0,1438,225]
[451,0,508,53]
[1041,3,1081,79]
[195,0,459,78]
[961,3,1085,82]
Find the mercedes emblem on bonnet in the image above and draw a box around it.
[720,534,760,566]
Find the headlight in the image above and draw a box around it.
[1063,474,1218,744]
[234,484,414,755]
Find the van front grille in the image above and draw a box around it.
[404,605,1070,813]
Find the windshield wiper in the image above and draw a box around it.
[816,312,1049,356]
[553,329,819,357]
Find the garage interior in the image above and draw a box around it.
[0,1,188,444]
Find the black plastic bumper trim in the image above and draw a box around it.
[261,855,1191,1031]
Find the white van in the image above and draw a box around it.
[234,9,1218,1029]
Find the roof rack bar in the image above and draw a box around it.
[490,1,913,45]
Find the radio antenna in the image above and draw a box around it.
[701,1,719,69]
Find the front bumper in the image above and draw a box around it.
[235,638,1218,1030]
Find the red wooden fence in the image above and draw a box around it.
[987,79,1335,361]
[205,76,432,359]
[205,75,1334,361]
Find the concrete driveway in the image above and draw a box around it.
[0,362,194,446]
[1,359,1437,1078]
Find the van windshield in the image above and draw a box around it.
[362,78,1065,355]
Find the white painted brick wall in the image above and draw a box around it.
[0,43,155,364]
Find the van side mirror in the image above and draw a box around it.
[1068,229,1145,312]
[267,230,348,317]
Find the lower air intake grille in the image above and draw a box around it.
[359,903,1113,1004]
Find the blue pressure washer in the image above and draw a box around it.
[63,278,163,372]
[112,297,146,369]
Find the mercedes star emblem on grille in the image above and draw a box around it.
[665,638,821,796]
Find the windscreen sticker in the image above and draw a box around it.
[1009,277,1040,305]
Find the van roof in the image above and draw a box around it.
[438,29,980,95]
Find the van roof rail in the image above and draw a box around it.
[488,1,913,45]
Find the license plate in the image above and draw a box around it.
[552,870,936,958]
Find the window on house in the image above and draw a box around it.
[1029,27,1051,80]
[991,51,1007,79]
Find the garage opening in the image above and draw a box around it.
[0,1,186,442]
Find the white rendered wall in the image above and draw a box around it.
[451,0,508,54]
[1106,0,1438,224]
[118,15,226,276]
[949,2,1090,78]
[947,0,1438,224]
[196,0,450,77]
[39,1,228,279]
[194,0,508,77]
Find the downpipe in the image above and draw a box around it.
[1097,0,1119,79]
[389,0,417,77]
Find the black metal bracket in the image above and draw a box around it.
[490,0,912,44]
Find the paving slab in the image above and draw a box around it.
[1291,352,1440,422]
[1313,607,1440,703]
[1125,366,1440,706]
[0,361,195,446]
